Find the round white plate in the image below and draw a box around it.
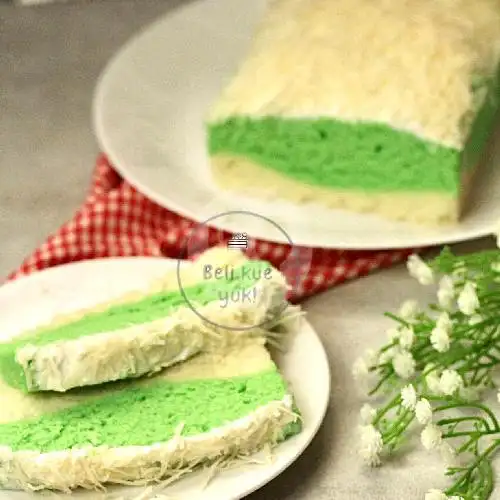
[93,0,500,249]
[0,257,330,500]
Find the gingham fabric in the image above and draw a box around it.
[8,155,417,301]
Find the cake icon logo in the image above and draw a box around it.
[227,232,248,250]
[176,207,312,331]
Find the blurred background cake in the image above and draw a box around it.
[207,0,500,225]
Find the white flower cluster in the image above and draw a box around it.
[425,489,463,500]
[354,251,493,499]
[425,369,464,396]
[407,254,435,285]
[406,255,480,319]
[457,282,479,316]
[400,383,458,468]
[399,299,419,321]
[392,349,416,379]
[358,424,383,466]
[430,312,452,353]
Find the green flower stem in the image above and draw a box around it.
[368,371,393,396]
[437,416,491,433]
[383,413,413,448]
[373,395,401,426]
[443,430,498,439]
[446,440,499,498]
[431,401,500,433]
[457,435,481,454]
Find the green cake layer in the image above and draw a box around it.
[208,65,500,195]
[0,259,275,392]
[0,370,295,453]
[209,117,460,192]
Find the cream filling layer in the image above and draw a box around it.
[15,274,289,392]
[0,395,296,492]
[211,154,470,225]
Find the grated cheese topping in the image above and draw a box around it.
[209,0,500,148]
[0,396,296,493]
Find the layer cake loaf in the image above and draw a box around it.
[207,0,500,225]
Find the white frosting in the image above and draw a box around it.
[209,0,500,148]
[14,272,289,392]
[0,395,296,492]
[16,315,204,392]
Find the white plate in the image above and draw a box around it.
[0,257,330,500]
[93,0,500,249]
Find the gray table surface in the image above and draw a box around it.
[1,1,498,499]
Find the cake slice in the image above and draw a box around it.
[0,335,301,492]
[207,0,500,225]
[0,248,290,393]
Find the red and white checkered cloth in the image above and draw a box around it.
[8,155,417,301]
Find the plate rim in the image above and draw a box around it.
[0,256,331,500]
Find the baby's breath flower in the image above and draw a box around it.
[399,326,414,349]
[359,403,376,425]
[352,357,369,381]
[415,398,433,425]
[457,282,479,316]
[425,490,447,500]
[421,424,442,450]
[425,370,442,395]
[407,254,434,285]
[437,275,455,310]
[392,350,416,379]
[398,299,419,321]
[401,384,417,410]
[358,425,383,466]
[439,370,464,396]
[430,325,450,353]
[426,491,463,500]
[430,313,452,352]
